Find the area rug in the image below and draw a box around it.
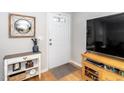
[50,63,78,79]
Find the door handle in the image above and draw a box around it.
[49,43,52,46]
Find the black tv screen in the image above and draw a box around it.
[87,13,124,58]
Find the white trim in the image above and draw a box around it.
[69,60,82,67]
[41,68,48,73]
[46,13,49,70]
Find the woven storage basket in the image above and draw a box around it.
[8,71,26,81]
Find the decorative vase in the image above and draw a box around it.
[32,38,39,53]
[33,45,39,52]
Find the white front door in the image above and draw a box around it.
[47,13,71,69]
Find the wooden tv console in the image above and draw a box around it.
[82,52,124,81]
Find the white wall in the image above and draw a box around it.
[71,12,118,65]
[0,12,47,80]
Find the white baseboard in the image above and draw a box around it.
[41,60,82,73]
[41,68,48,73]
[69,60,82,67]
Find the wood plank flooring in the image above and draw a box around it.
[27,63,82,81]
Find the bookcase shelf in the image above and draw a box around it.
[8,65,39,76]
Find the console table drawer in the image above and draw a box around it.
[5,54,39,65]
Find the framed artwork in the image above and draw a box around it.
[9,13,36,38]
[13,63,21,71]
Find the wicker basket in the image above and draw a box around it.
[8,71,26,81]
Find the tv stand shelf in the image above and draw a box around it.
[82,52,124,81]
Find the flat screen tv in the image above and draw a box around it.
[87,13,124,58]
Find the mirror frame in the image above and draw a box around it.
[9,13,36,38]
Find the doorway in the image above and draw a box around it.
[47,13,71,69]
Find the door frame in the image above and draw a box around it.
[46,12,71,70]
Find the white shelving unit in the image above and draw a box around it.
[4,52,41,81]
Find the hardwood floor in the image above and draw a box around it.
[27,63,82,81]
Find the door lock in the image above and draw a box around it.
[49,39,52,41]
[49,43,52,46]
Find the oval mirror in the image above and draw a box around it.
[14,19,32,34]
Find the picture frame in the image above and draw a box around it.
[13,63,21,71]
[9,13,36,38]
[25,60,34,68]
